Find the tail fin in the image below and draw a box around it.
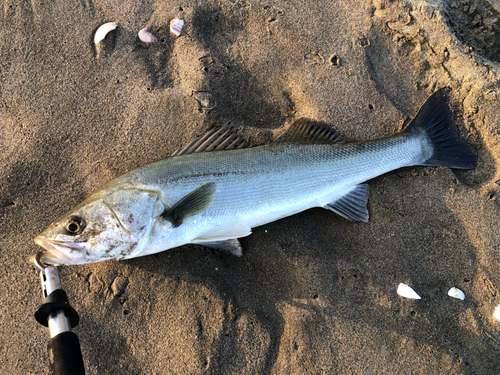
[404,88,476,169]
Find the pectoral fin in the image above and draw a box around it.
[162,183,216,227]
[324,184,370,222]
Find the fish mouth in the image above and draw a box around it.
[34,237,87,265]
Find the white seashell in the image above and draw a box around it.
[138,28,157,43]
[494,305,500,322]
[94,22,118,45]
[448,287,465,300]
[397,283,421,300]
[170,19,184,36]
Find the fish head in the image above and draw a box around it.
[34,188,163,265]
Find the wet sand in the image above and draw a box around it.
[1,0,499,373]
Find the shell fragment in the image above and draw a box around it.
[94,22,118,45]
[397,283,421,300]
[170,19,184,36]
[448,287,465,300]
[494,305,500,322]
[138,28,157,43]
[193,91,216,109]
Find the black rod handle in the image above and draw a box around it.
[47,331,85,375]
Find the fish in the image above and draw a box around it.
[33,88,475,265]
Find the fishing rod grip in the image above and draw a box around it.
[47,331,85,375]
[34,261,85,375]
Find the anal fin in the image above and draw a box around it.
[324,184,370,222]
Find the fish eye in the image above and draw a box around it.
[65,216,85,234]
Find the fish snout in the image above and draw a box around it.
[34,236,87,265]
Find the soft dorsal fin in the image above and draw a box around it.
[275,118,345,144]
[171,125,251,156]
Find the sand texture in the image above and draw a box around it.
[1,0,500,373]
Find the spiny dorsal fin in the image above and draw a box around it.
[275,118,345,144]
[161,183,215,227]
[324,184,370,222]
[171,125,251,156]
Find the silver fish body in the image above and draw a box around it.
[34,89,475,265]
[126,137,424,250]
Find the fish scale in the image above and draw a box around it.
[133,137,420,208]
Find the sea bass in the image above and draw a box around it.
[34,89,475,265]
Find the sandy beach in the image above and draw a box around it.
[1,0,499,373]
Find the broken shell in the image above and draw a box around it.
[397,283,421,300]
[192,91,216,109]
[448,287,465,300]
[494,305,500,322]
[138,28,157,43]
[170,19,184,36]
[94,22,118,45]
